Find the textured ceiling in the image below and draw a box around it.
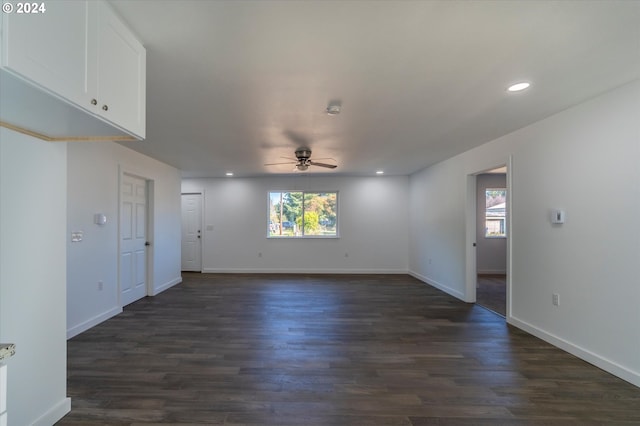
[111,0,640,177]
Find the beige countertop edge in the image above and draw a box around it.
[0,343,16,361]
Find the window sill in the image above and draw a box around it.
[267,235,340,239]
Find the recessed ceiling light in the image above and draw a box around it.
[225,172,234,176]
[376,170,384,175]
[507,82,531,92]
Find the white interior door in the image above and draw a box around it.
[120,174,147,306]
[181,193,202,271]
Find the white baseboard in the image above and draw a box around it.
[408,270,466,300]
[201,268,408,274]
[508,316,640,388]
[409,271,640,388]
[151,276,182,296]
[66,277,182,339]
[31,397,71,426]
[66,306,122,339]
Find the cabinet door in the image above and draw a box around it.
[96,1,146,139]
[1,1,96,109]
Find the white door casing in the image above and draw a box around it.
[465,156,513,318]
[181,193,202,271]
[120,173,147,306]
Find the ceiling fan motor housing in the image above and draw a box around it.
[295,148,312,160]
[264,147,335,170]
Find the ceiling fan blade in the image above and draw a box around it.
[309,161,337,169]
[264,161,297,166]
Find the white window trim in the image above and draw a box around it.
[267,190,340,239]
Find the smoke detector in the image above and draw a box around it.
[326,101,341,115]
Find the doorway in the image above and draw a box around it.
[465,162,511,317]
[119,172,151,307]
[181,193,202,272]
[476,171,507,315]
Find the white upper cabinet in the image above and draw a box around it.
[96,1,146,139]
[0,0,146,140]
[1,1,96,109]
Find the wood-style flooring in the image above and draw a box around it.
[476,274,506,317]
[58,273,640,425]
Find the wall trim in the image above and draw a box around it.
[508,316,640,388]
[201,268,409,274]
[67,276,182,339]
[31,397,71,426]
[410,270,640,388]
[408,270,466,300]
[66,306,122,339]
[151,276,183,296]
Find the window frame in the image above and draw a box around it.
[484,187,507,239]
[267,190,340,239]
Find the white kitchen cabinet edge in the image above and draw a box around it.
[0,0,146,141]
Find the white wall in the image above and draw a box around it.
[67,141,182,338]
[182,175,409,273]
[409,80,640,387]
[476,173,507,274]
[0,129,70,425]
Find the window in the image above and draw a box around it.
[485,188,506,238]
[268,191,338,237]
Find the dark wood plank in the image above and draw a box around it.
[57,273,640,425]
[476,273,506,316]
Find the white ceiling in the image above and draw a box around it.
[111,0,640,178]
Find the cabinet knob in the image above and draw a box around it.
[102,105,109,111]
[91,99,97,105]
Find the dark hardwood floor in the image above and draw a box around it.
[476,274,506,317]
[58,273,640,425]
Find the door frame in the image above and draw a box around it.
[465,156,513,318]
[180,192,204,272]
[118,166,154,307]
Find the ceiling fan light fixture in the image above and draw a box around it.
[376,170,384,175]
[225,172,234,176]
[266,148,336,172]
[507,81,531,92]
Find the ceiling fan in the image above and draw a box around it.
[265,148,337,171]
